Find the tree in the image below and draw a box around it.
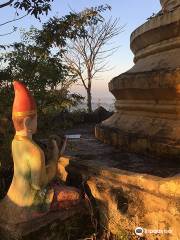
[0,28,83,116]
[0,0,53,18]
[37,5,111,50]
[62,18,123,112]
[0,0,53,39]
[0,4,113,115]
[35,5,115,112]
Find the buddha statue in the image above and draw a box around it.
[0,81,82,225]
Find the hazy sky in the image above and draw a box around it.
[0,0,161,102]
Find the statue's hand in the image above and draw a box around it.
[52,139,59,161]
[35,134,67,165]
[49,134,67,156]
[60,136,67,155]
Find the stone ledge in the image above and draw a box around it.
[130,7,180,52]
[66,158,180,198]
[134,36,180,62]
[65,158,180,240]
[95,122,180,159]
[109,68,180,93]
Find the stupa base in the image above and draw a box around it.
[95,114,180,159]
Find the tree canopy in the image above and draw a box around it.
[0,4,113,115]
[0,0,53,19]
[0,27,83,116]
[62,18,123,112]
[37,5,111,50]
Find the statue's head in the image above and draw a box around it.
[12,81,37,135]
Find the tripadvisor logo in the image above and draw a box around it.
[135,227,144,236]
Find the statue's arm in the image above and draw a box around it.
[29,141,59,189]
[45,139,59,181]
[29,147,49,190]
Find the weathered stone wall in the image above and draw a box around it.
[160,0,180,11]
[64,157,180,240]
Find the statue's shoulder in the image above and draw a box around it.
[13,135,44,157]
[31,139,45,156]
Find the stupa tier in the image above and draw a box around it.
[95,0,180,158]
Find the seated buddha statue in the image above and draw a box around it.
[0,81,82,224]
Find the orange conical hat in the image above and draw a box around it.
[12,80,36,117]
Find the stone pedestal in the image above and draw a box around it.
[95,1,180,158]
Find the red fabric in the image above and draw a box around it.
[13,80,36,113]
[50,184,81,211]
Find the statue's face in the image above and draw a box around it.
[23,114,37,135]
[30,114,37,134]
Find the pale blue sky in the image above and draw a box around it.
[0,0,161,101]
